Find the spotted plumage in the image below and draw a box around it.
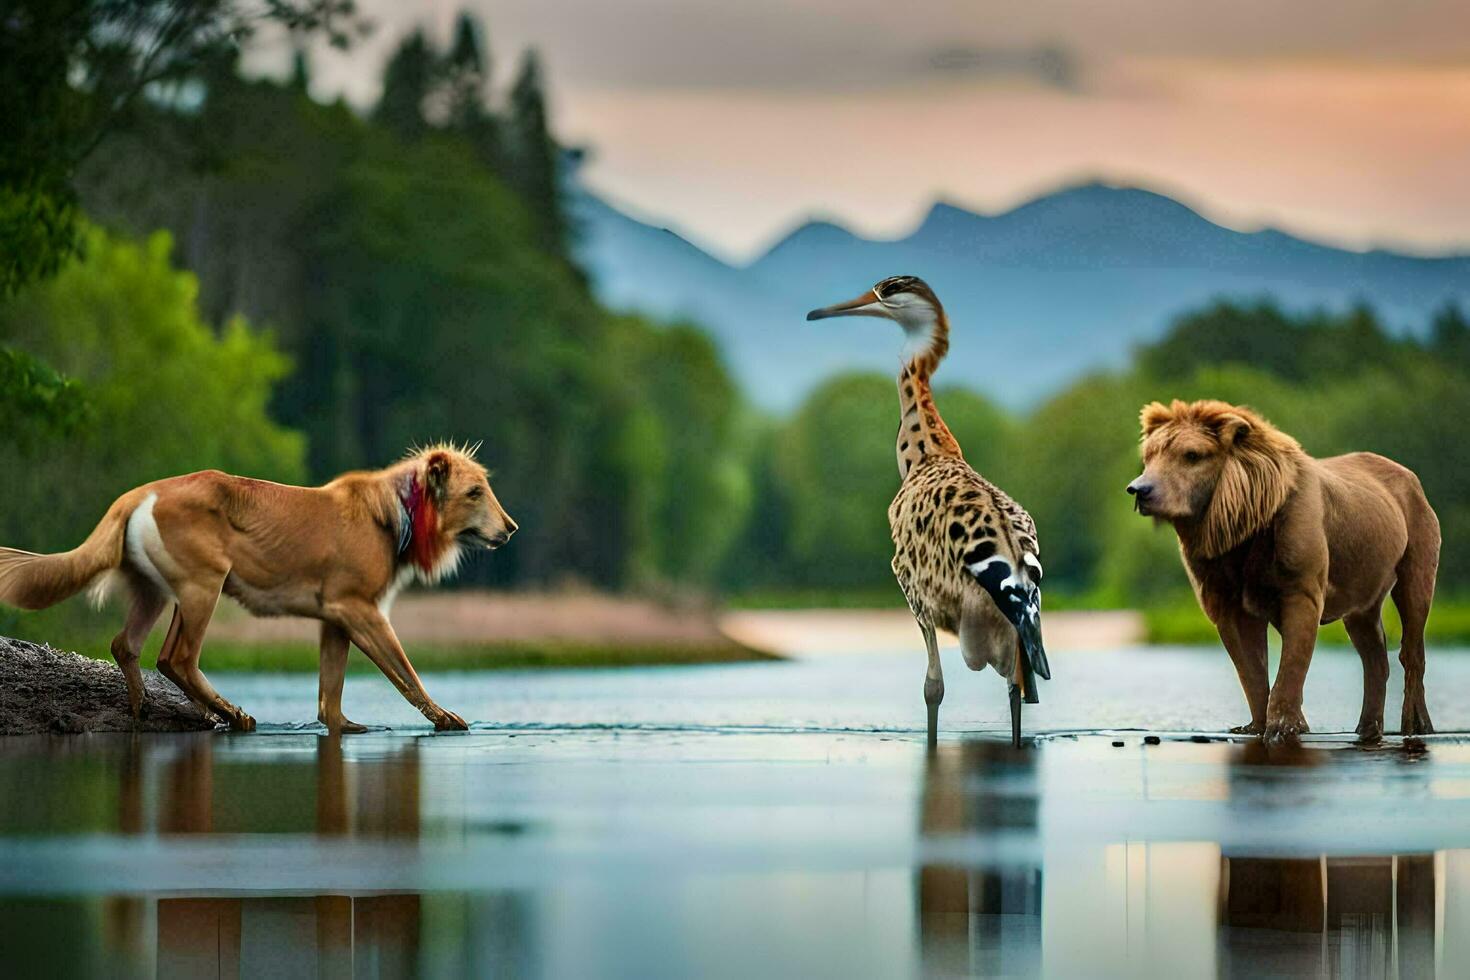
[808,275,1050,746]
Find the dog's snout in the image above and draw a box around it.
[505,517,519,536]
[1126,479,1153,499]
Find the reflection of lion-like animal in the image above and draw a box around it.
[1127,399,1439,742]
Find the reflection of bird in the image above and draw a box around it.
[808,276,1049,746]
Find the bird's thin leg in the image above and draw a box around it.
[920,620,942,748]
[1009,684,1022,749]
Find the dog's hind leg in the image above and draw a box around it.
[155,606,214,719]
[1393,554,1437,737]
[165,582,256,732]
[109,577,169,721]
[1343,605,1390,743]
[318,621,367,734]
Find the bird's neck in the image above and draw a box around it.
[895,311,962,478]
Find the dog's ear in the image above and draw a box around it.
[1139,402,1173,437]
[425,451,453,504]
[1216,413,1252,446]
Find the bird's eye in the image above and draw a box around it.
[466,486,484,499]
[1183,451,1202,464]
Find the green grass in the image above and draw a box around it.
[1143,596,1470,646]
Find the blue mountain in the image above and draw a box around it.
[572,182,1470,410]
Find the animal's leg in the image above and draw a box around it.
[1265,592,1322,742]
[318,621,367,734]
[1392,555,1437,737]
[169,584,255,732]
[1216,609,1269,735]
[1009,683,1022,749]
[335,601,467,731]
[109,581,168,720]
[920,619,942,747]
[156,606,217,720]
[1343,606,1390,743]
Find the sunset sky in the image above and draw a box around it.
[266,0,1470,262]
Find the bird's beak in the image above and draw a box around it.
[806,289,888,321]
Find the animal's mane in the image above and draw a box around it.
[403,440,484,465]
[1142,399,1306,558]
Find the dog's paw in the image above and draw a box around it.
[230,712,257,733]
[1264,704,1309,743]
[1355,719,1384,744]
[1229,720,1264,736]
[433,709,469,732]
[319,714,369,735]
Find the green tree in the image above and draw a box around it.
[0,347,88,451]
[374,29,435,143]
[1,0,364,296]
[507,50,564,250]
[0,223,305,554]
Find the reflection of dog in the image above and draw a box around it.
[0,445,515,732]
[1129,400,1438,742]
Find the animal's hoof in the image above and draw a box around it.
[1264,708,1308,744]
[1229,721,1264,736]
[434,709,469,732]
[231,713,257,733]
[1401,703,1435,737]
[1355,720,1384,744]
[319,715,369,735]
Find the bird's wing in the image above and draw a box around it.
[950,481,1050,694]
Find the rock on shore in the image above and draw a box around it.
[0,636,215,734]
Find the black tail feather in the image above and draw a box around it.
[968,556,1050,701]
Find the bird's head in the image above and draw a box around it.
[806,275,944,338]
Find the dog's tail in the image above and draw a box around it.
[0,491,141,610]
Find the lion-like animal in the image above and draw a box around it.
[1128,400,1438,742]
[0,445,516,733]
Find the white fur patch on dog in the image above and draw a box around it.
[125,493,178,601]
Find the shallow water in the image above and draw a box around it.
[3,644,1470,977]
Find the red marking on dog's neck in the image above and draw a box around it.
[400,474,445,573]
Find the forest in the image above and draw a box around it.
[4,8,1470,631]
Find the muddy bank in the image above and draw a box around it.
[0,637,215,734]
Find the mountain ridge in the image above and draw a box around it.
[572,181,1470,410]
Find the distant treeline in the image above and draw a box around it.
[742,299,1470,604]
[4,14,1469,607]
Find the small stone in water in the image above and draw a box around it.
[1144,735,1161,745]
[1111,740,1125,748]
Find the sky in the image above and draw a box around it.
[260,0,1470,263]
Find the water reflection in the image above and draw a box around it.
[916,738,1464,978]
[918,741,1042,977]
[0,735,536,977]
[3,733,1470,976]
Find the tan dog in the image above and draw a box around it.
[1129,400,1438,742]
[0,445,516,732]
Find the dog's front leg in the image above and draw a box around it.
[1265,592,1321,742]
[336,602,469,732]
[1217,610,1269,734]
[318,622,368,734]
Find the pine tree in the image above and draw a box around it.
[289,48,311,94]
[508,49,563,251]
[375,30,435,142]
[444,11,501,165]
